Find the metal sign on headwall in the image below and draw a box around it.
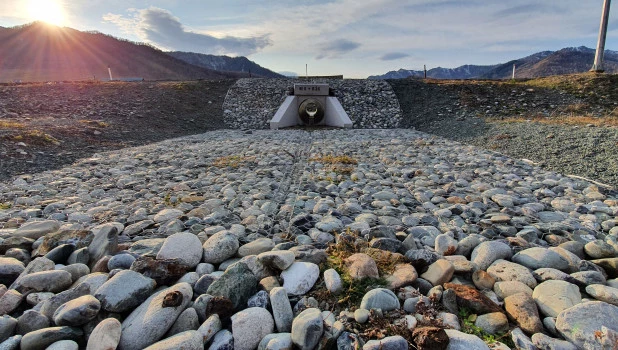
[270,83,352,129]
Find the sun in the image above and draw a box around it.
[27,0,66,26]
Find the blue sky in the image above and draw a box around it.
[1,0,616,78]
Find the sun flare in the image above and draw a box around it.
[28,0,66,26]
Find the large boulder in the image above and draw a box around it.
[94,270,156,313]
[532,280,581,317]
[281,262,319,296]
[206,262,257,310]
[156,232,203,268]
[471,241,513,271]
[556,301,618,349]
[231,307,274,350]
[118,283,193,350]
[291,308,324,350]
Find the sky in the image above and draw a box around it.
[1,0,616,78]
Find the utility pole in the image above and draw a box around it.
[591,0,612,72]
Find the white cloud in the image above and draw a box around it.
[316,39,361,59]
[1,0,607,78]
[381,52,410,61]
[251,0,605,55]
[103,7,271,56]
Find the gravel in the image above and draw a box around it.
[3,77,617,191]
[1,128,617,349]
[389,78,618,188]
[223,78,401,129]
[0,80,235,181]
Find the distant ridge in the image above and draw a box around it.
[0,22,237,82]
[489,47,618,79]
[369,64,497,80]
[369,46,618,80]
[168,52,284,78]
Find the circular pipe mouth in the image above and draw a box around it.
[306,104,318,117]
[299,98,325,125]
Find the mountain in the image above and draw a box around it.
[502,46,618,78]
[168,52,284,78]
[369,65,497,80]
[369,69,424,80]
[480,51,553,79]
[0,22,238,83]
[370,46,618,80]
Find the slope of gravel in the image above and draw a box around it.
[468,123,618,190]
[2,76,618,192]
[389,78,618,188]
[1,129,617,349]
[223,78,401,129]
[0,80,235,181]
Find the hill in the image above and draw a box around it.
[480,51,554,79]
[370,47,618,80]
[1,73,618,187]
[0,22,236,82]
[369,64,497,80]
[168,52,283,78]
[506,47,618,78]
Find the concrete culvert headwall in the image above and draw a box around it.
[222,78,402,129]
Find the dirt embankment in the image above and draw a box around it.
[389,74,618,188]
[2,74,618,188]
[0,80,235,180]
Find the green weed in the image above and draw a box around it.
[458,307,514,347]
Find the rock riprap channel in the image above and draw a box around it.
[1,129,618,349]
[223,79,402,129]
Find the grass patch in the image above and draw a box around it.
[492,133,512,141]
[79,120,110,128]
[163,192,176,207]
[330,164,356,175]
[563,103,590,113]
[165,82,200,91]
[311,230,397,309]
[310,154,358,165]
[459,307,514,347]
[0,203,12,209]
[490,115,618,127]
[520,73,618,104]
[0,121,26,129]
[11,130,60,145]
[310,154,358,176]
[213,155,255,168]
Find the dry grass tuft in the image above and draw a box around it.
[310,154,358,165]
[309,230,389,309]
[0,121,26,129]
[213,155,255,168]
[10,130,60,145]
[79,120,110,128]
[563,103,590,113]
[329,164,356,175]
[491,115,618,127]
[492,133,512,140]
[311,154,358,176]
